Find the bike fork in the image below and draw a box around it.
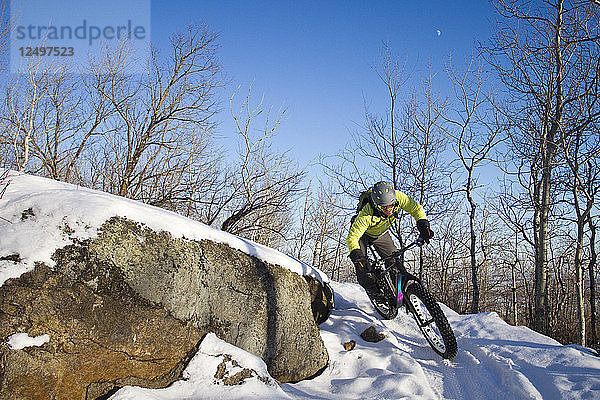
[396,275,404,306]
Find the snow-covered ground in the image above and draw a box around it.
[2,170,600,400]
[110,281,600,400]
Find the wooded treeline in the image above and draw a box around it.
[1,1,599,349]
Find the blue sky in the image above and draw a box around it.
[164,0,494,168]
[150,1,498,168]
[9,1,498,171]
[147,1,501,237]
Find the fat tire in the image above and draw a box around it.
[370,271,398,320]
[369,294,398,320]
[405,282,457,360]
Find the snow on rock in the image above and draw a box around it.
[0,170,329,391]
[6,332,50,350]
[0,170,328,287]
[109,333,291,400]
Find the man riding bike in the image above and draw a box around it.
[346,181,434,299]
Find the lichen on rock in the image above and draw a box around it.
[0,216,329,399]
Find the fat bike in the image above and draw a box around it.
[365,239,457,360]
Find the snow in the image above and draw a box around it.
[0,170,328,287]
[109,333,289,400]
[107,281,600,400]
[6,333,50,350]
[2,170,600,400]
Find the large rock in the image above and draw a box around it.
[0,217,328,399]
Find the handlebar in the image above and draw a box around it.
[387,238,424,259]
[367,238,424,283]
[370,238,425,264]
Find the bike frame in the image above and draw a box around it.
[367,238,424,307]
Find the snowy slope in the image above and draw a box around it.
[2,170,600,400]
[109,281,600,400]
[287,283,600,400]
[111,282,600,400]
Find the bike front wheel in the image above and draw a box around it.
[404,282,457,359]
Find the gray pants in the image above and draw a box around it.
[355,232,397,293]
[358,231,397,260]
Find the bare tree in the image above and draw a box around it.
[561,129,600,345]
[200,82,305,247]
[0,24,222,210]
[320,43,458,302]
[325,44,453,248]
[444,56,506,313]
[291,185,314,259]
[288,179,352,280]
[496,192,534,325]
[556,6,600,344]
[401,67,454,278]
[10,62,114,183]
[588,216,598,346]
[1,56,49,172]
[423,214,469,311]
[321,42,409,209]
[510,231,520,324]
[86,25,223,213]
[309,180,347,275]
[483,0,600,334]
[369,41,409,190]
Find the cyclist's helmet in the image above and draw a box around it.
[371,181,396,207]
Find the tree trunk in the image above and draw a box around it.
[572,158,591,347]
[575,218,586,347]
[512,231,518,325]
[467,174,479,314]
[533,176,548,333]
[589,219,598,347]
[533,0,564,334]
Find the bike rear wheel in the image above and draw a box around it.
[405,282,457,359]
[369,292,398,320]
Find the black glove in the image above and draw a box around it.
[349,249,370,271]
[417,219,434,244]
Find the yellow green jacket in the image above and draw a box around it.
[346,190,427,252]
